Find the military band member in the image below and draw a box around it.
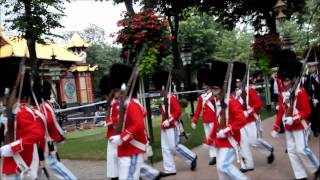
[107,64,161,180]
[271,54,320,180]
[36,80,76,180]
[302,48,320,137]
[0,74,45,180]
[192,67,217,165]
[152,70,197,177]
[206,61,248,180]
[232,62,274,173]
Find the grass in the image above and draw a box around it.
[57,104,273,161]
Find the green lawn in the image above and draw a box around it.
[57,104,273,161]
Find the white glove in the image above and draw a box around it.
[0,144,14,157]
[275,104,279,111]
[313,99,319,106]
[284,116,294,126]
[162,120,170,128]
[270,130,279,138]
[109,135,123,146]
[243,111,249,118]
[217,130,226,138]
[191,122,197,129]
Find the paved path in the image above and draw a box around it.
[60,116,320,179]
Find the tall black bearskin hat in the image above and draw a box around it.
[152,70,170,91]
[210,61,228,88]
[18,72,32,101]
[231,62,246,91]
[197,67,212,89]
[271,49,297,68]
[42,80,52,101]
[99,74,111,96]
[278,58,302,81]
[110,63,133,90]
[32,77,43,104]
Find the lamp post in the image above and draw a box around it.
[180,43,194,116]
[273,0,287,21]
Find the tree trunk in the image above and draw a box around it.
[124,0,135,15]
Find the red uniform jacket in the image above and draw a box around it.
[273,87,311,132]
[105,99,120,138]
[160,95,182,129]
[40,101,64,142]
[208,96,247,148]
[118,99,147,157]
[2,103,45,175]
[38,101,65,156]
[193,92,216,124]
[237,88,263,123]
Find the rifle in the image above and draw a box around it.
[217,61,234,128]
[241,62,250,110]
[114,47,145,135]
[4,57,26,144]
[285,48,312,117]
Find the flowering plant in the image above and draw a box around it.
[252,34,282,72]
[112,8,173,74]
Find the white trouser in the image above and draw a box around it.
[203,122,216,158]
[140,163,160,180]
[216,148,248,180]
[119,154,143,180]
[161,127,196,173]
[254,120,274,155]
[285,129,320,179]
[46,151,77,180]
[1,174,21,180]
[240,127,254,169]
[106,140,119,178]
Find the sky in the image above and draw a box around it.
[0,1,127,44]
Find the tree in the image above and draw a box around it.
[2,0,67,76]
[178,12,223,68]
[199,0,306,34]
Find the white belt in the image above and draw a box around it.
[129,139,146,151]
[227,136,242,163]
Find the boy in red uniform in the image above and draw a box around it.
[271,53,320,180]
[206,61,248,180]
[1,74,45,179]
[152,70,197,177]
[192,67,217,165]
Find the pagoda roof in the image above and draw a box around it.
[0,34,81,62]
[66,32,91,49]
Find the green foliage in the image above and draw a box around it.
[178,12,223,68]
[2,0,67,41]
[214,28,252,62]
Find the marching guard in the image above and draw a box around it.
[36,80,76,180]
[232,62,274,173]
[302,48,320,137]
[152,70,197,177]
[271,50,320,180]
[192,67,217,165]
[107,64,161,180]
[206,61,248,180]
[0,73,45,179]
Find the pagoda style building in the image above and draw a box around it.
[0,31,97,106]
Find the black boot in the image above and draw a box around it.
[209,157,216,165]
[111,178,119,180]
[295,178,307,180]
[160,172,176,177]
[239,168,254,173]
[267,148,275,164]
[191,155,197,171]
